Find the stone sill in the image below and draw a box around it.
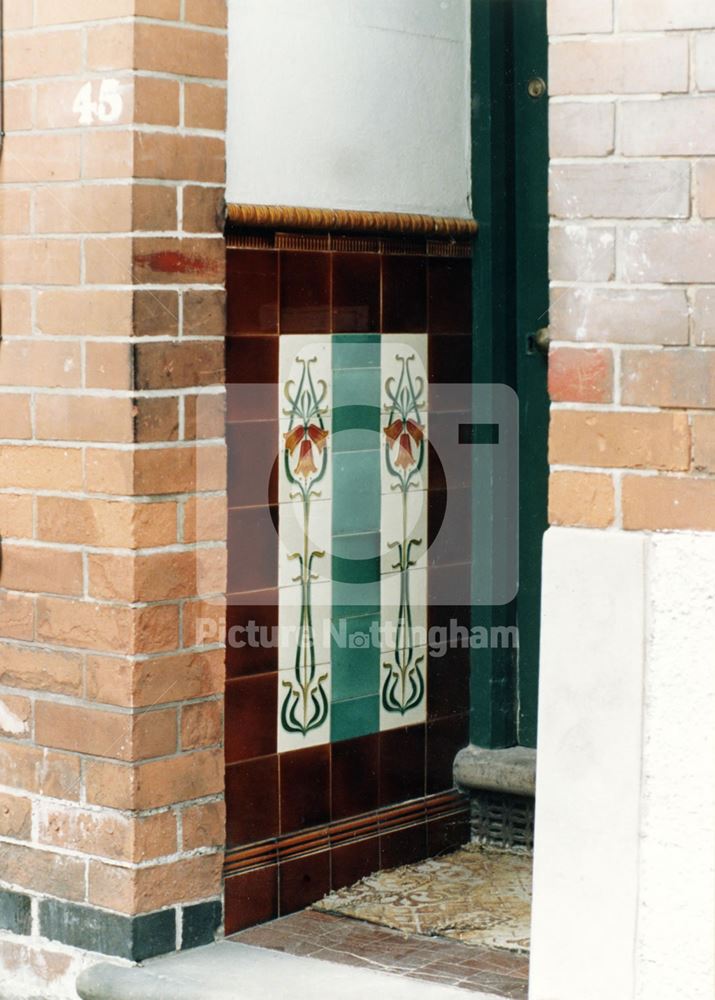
[76,941,505,1000]
[453,745,536,797]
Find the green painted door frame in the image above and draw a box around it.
[470,0,549,750]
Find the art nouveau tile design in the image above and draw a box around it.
[224,236,474,933]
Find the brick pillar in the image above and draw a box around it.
[531,2,715,999]
[0,1,227,989]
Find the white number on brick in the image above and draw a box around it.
[73,79,123,125]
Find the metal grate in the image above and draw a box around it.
[470,791,535,851]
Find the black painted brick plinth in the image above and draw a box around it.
[181,899,222,950]
[39,900,176,962]
[0,890,32,936]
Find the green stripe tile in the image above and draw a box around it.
[331,695,380,742]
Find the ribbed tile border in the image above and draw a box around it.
[226,203,477,238]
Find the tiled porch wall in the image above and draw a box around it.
[223,235,474,931]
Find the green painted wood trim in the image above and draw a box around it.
[469,0,549,749]
[470,0,518,750]
[513,0,549,748]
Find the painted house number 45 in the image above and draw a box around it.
[73,79,124,125]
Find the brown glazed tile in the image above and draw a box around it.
[427,653,470,721]
[380,821,428,870]
[426,812,470,858]
[426,714,469,795]
[330,836,380,891]
[226,420,278,509]
[224,674,277,765]
[227,505,278,594]
[382,255,427,333]
[331,734,378,821]
[226,249,278,334]
[429,334,472,388]
[280,744,330,834]
[280,251,330,333]
[279,850,331,915]
[224,865,278,934]
[428,562,471,610]
[379,725,426,807]
[428,257,472,334]
[225,336,278,423]
[428,487,472,569]
[225,589,279,678]
[225,754,279,847]
[332,253,380,333]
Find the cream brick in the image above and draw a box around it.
[549,103,614,158]
[695,33,715,91]
[695,161,715,219]
[620,98,715,156]
[621,226,715,284]
[620,0,715,30]
[549,36,689,97]
[549,225,615,282]
[550,288,689,345]
[548,0,612,35]
[693,288,715,346]
[549,163,689,219]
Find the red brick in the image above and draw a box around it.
[549,346,613,403]
[549,410,691,471]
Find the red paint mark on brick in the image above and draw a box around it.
[134,251,221,276]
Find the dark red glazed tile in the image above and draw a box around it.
[225,336,278,423]
[226,249,278,335]
[224,674,277,764]
[331,734,378,821]
[280,744,330,834]
[428,257,472,334]
[427,654,470,720]
[379,725,426,807]
[226,420,278,509]
[280,251,330,333]
[381,255,427,333]
[225,754,279,847]
[426,714,469,794]
[380,821,428,870]
[224,866,278,934]
[428,487,472,568]
[225,590,279,678]
[279,850,331,915]
[331,836,380,891]
[332,253,380,333]
[429,334,472,392]
[227,505,278,594]
[427,812,470,858]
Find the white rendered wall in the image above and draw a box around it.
[226,0,471,217]
[531,527,715,1000]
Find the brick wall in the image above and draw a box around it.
[547,0,715,533]
[0,0,227,985]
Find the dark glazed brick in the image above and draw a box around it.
[134,341,224,390]
[426,714,470,794]
[182,899,222,950]
[227,506,278,594]
[382,255,427,333]
[428,257,472,334]
[331,836,380,890]
[224,674,277,764]
[379,725,426,807]
[39,899,176,961]
[133,289,179,337]
[0,890,31,936]
[279,850,330,915]
[280,744,330,834]
[225,866,278,935]
[227,249,278,334]
[280,251,330,333]
[332,253,380,333]
[183,289,226,337]
[331,733,378,821]
[225,754,279,847]
[380,821,428,870]
[225,591,279,678]
[226,420,278,509]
